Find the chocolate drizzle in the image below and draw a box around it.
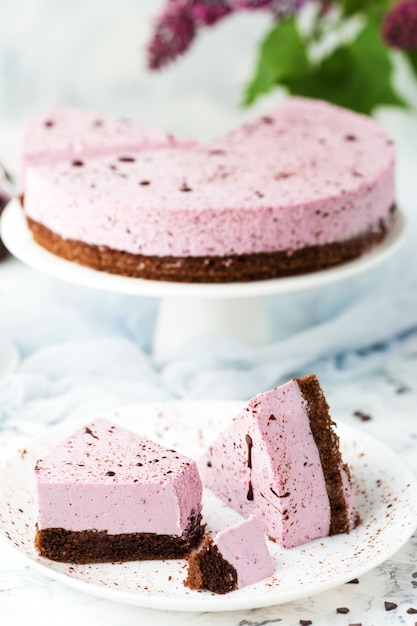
[247,481,254,501]
[245,434,253,469]
[245,434,254,500]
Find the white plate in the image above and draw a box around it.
[0,200,406,298]
[0,401,416,612]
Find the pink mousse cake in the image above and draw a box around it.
[200,374,360,549]
[185,515,274,594]
[22,97,396,283]
[34,418,204,563]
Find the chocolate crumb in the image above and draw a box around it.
[346,578,359,584]
[206,461,212,467]
[345,134,357,141]
[118,156,136,163]
[353,410,372,422]
[299,621,312,625]
[71,160,84,167]
[407,608,417,614]
[337,607,350,614]
[85,427,99,440]
[44,120,54,128]
[139,180,150,186]
[180,182,192,192]
[106,471,116,477]
[384,601,397,611]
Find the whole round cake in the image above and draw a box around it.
[21,98,396,283]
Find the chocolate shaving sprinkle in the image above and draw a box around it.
[118,156,136,163]
[407,608,417,614]
[384,601,397,611]
[353,410,372,422]
[299,621,313,625]
[106,471,116,477]
[180,182,192,192]
[71,160,84,167]
[337,607,350,614]
[139,180,150,186]
[44,120,54,128]
[85,427,99,440]
[346,578,359,584]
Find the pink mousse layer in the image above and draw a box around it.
[35,418,202,535]
[200,379,355,548]
[214,515,274,588]
[24,98,395,258]
[20,105,188,190]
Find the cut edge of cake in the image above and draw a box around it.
[200,374,361,549]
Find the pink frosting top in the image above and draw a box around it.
[24,98,395,258]
[214,515,274,587]
[35,419,202,535]
[200,379,357,548]
[20,105,189,191]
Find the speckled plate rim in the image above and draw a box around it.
[0,400,417,612]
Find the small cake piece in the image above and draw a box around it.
[200,374,360,548]
[185,515,274,594]
[34,418,204,563]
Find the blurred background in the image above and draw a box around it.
[0,0,283,173]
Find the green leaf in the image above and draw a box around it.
[340,0,390,19]
[243,19,309,106]
[243,3,407,114]
[284,18,407,114]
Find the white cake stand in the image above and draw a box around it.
[1,200,406,359]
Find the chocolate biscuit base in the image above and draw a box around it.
[26,210,394,283]
[35,509,204,564]
[185,535,238,594]
[296,374,361,535]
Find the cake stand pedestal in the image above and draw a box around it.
[1,200,406,360]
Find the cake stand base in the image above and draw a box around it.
[153,295,271,358]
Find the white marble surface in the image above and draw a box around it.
[1,2,417,624]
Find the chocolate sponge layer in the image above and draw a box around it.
[27,212,393,283]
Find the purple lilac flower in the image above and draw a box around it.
[382,0,417,50]
[147,0,308,69]
[190,0,232,25]
[147,5,196,70]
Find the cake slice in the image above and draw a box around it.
[185,515,274,594]
[34,418,204,563]
[19,105,191,192]
[200,374,360,548]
